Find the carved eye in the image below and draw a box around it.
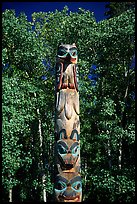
[56,181,66,190]
[58,49,67,57]
[71,142,79,156]
[70,50,77,58]
[72,51,77,56]
[72,182,82,192]
[55,181,67,193]
[58,144,67,154]
[72,146,79,155]
[75,183,81,190]
[57,182,62,190]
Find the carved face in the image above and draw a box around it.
[57,44,78,64]
[56,129,80,168]
[54,172,82,202]
[57,139,80,168]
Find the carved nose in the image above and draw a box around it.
[63,188,77,198]
[66,53,71,59]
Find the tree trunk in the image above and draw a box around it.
[118,139,122,170]
[37,108,47,202]
[34,93,47,202]
[37,108,42,148]
[107,137,112,169]
[118,62,129,171]
[9,188,12,202]
[118,62,129,194]
[85,157,87,183]
[42,174,47,202]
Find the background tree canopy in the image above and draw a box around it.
[2,3,135,202]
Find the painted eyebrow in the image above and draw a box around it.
[70,142,79,151]
[56,176,68,184]
[59,46,68,50]
[69,47,77,51]
[70,176,82,184]
[57,140,68,150]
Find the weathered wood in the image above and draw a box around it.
[55,89,80,137]
[54,43,82,202]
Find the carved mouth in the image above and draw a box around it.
[70,58,76,62]
[59,57,76,64]
[58,154,77,169]
[64,163,73,169]
[59,195,80,202]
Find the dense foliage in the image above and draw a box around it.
[104,2,135,19]
[2,5,135,202]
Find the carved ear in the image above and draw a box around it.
[72,43,76,46]
[58,42,63,48]
[70,129,79,141]
[59,129,67,139]
[57,164,62,174]
[74,165,81,173]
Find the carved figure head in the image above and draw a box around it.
[54,171,82,202]
[56,129,80,169]
[57,43,78,64]
[57,139,79,168]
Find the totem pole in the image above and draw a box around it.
[54,43,82,202]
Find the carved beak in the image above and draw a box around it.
[65,53,71,61]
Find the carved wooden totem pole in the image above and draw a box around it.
[54,43,82,202]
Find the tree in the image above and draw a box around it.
[2,9,50,78]
[104,2,135,19]
[81,9,135,202]
[2,10,54,202]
